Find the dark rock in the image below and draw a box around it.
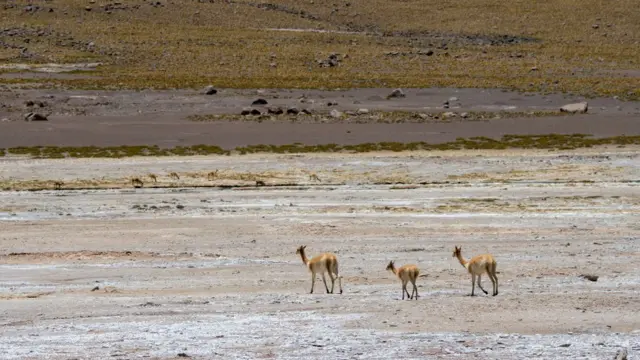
[267,106,283,115]
[24,112,48,121]
[252,98,268,105]
[387,88,405,99]
[286,106,300,115]
[580,274,599,282]
[203,85,217,95]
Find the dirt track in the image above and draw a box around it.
[1,148,639,359]
[1,87,639,148]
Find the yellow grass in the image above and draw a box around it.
[0,0,638,98]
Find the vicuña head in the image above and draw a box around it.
[385,259,420,300]
[296,245,342,295]
[452,245,498,297]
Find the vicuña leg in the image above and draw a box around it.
[410,278,418,300]
[477,275,489,295]
[328,273,336,294]
[310,272,316,294]
[470,275,476,296]
[490,263,499,296]
[322,273,330,293]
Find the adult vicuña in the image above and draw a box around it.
[296,245,343,294]
[452,246,498,296]
[386,260,420,300]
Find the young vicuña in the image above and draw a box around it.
[386,260,420,300]
[452,245,498,296]
[296,245,343,294]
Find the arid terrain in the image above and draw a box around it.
[1,0,640,358]
[1,147,639,359]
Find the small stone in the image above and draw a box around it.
[417,113,430,120]
[580,274,598,282]
[176,204,185,210]
[286,106,300,115]
[560,102,588,114]
[426,50,434,56]
[592,24,599,29]
[449,97,458,102]
[559,343,571,348]
[24,112,48,121]
[330,109,343,118]
[300,109,312,115]
[356,108,369,115]
[460,112,469,118]
[442,111,457,118]
[267,106,283,115]
[203,85,217,95]
[327,101,338,106]
[241,107,254,115]
[252,98,268,105]
[387,88,405,99]
[85,6,92,11]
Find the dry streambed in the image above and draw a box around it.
[0,149,639,359]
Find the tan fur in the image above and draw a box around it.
[386,260,420,300]
[296,245,343,294]
[148,174,158,183]
[52,181,64,190]
[452,246,498,296]
[168,172,180,180]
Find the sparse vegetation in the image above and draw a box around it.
[186,110,571,123]
[0,0,638,99]
[0,134,639,159]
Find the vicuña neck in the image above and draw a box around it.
[456,253,469,269]
[299,250,309,265]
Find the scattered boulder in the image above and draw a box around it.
[387,88,405,99]
[252,98,268,105]
[318,53,342,67]
[356,108,369,115]
[203,85,217,95]
[300,109,313,115]
[442,111,457,119]
[327,101,338,106]
[449,97,459,102]
[330,109,343,119]
[460,112,469,119]
[24,100,47,108]
[24,112,48,121]
[560,102,588,114]
[580,274,599,282]
[286,106,300,115]
[241,107,261,116]
[267,106,284,115]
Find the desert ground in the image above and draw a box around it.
[1,145,639,359]
[1,0,640,358]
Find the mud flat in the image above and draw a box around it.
[1,148,639,359]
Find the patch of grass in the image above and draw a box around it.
[3,134,640,159]
[0,0,638,99]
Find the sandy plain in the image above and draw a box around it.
[1,147,639,359]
